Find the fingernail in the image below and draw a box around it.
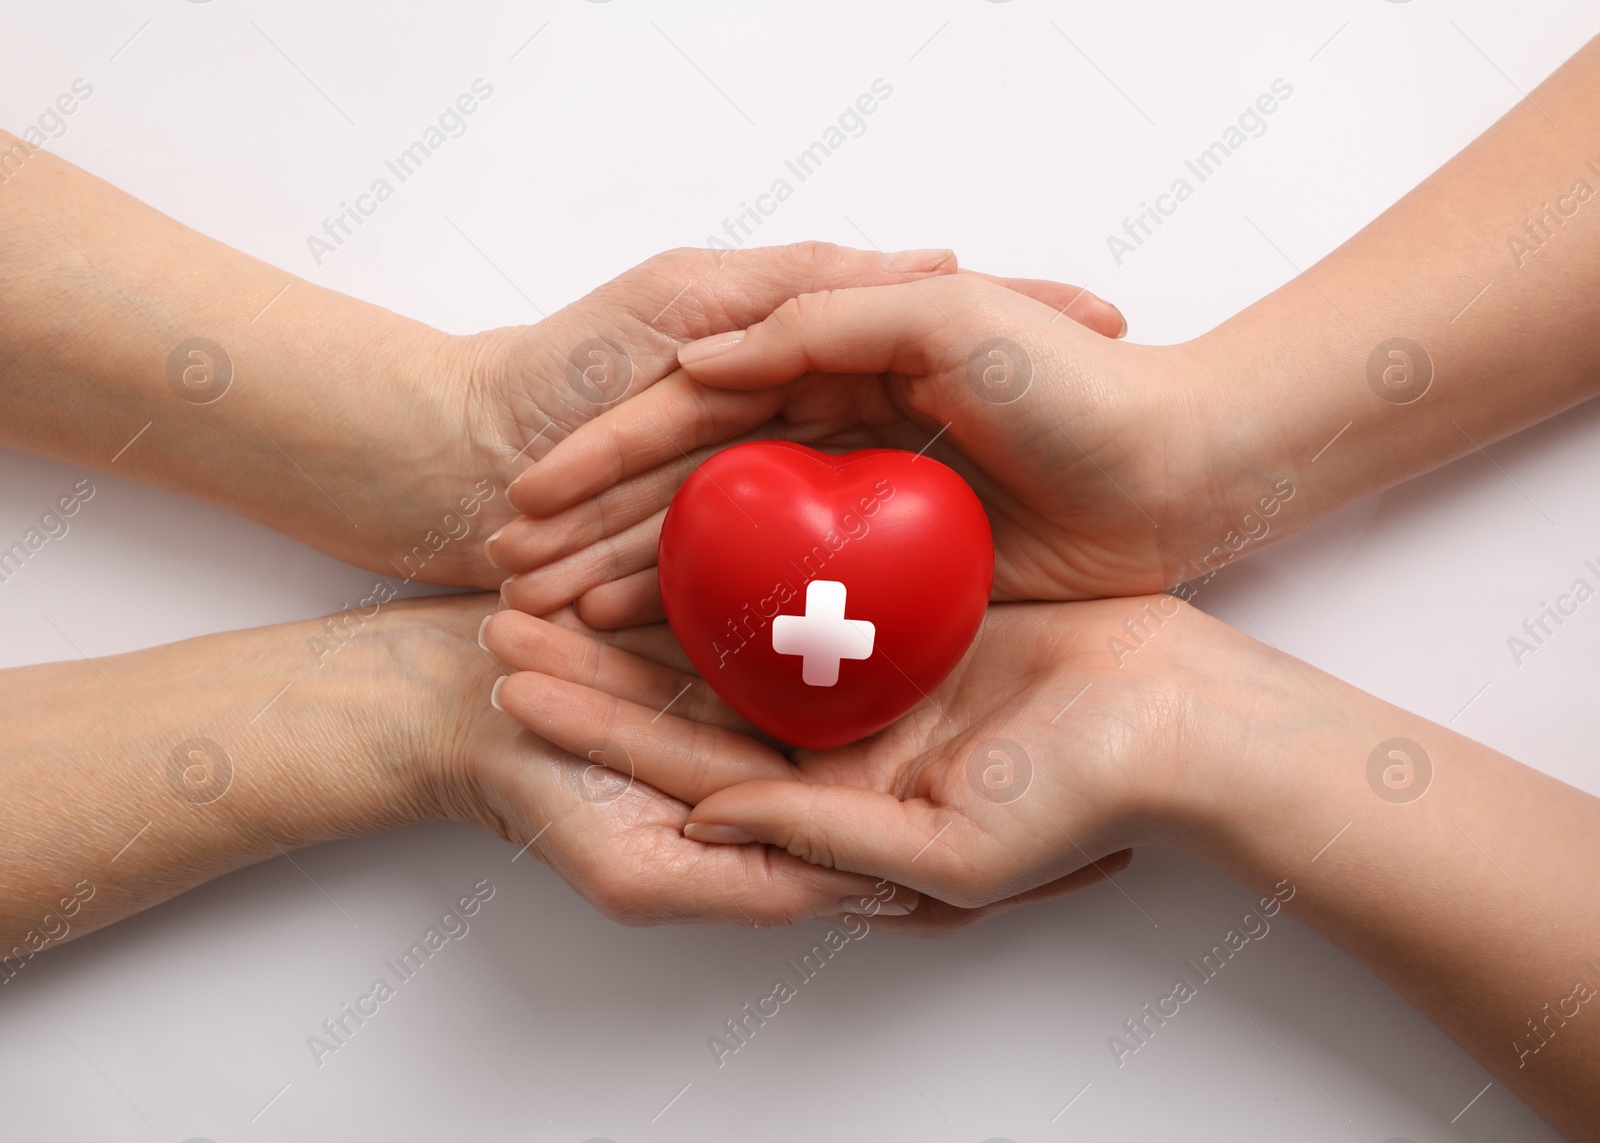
[477,614,493,652]
[887,248,954,273]
[683,822,756,844]
[483,526,506,571]
[490,676,506,711]
[1115,310,1129,339]
[498,580,511,610]
[678,330,747,367]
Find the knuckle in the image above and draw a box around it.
[682,679,721,725]
[784,790,836,869]
[580,494,618,551]
[767,289,835,337]
[595,694,630,750]
[590,485,625,538]
[583,531,627,589]
[740,850,811,929]
[581,635,608,690]
[600,426,630,490]
[683,382,719,437]
[678,721,718,796]
[784,239,848,274]
[763,293,806,336]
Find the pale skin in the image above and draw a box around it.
[3,25,1599,1139]
[0,593,928,956]
[498,36,1600,626]
[0,128,1120,592]
[0,139,1124,946]
[490,34,1600,1140]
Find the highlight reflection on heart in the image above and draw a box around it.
[658,442,993,748]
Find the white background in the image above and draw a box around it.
[3,2,1598,1140]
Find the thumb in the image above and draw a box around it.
[959,270,1127,339]
[685,780,987,905]
[675,277,970,390]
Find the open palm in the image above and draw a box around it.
[471,595,1267,932]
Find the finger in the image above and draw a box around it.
[510,242,958,518]
[487,457,695,573]
[609,832,920,928]
[526,766,920,927]
[675,277,989,390]
[622,242,957,344]
[500,509,664,616]
[540,608,696,674]
[959,269,1126,338]
[479,608,715,716]
[576,569,665,629]
[508,370,788,517]
[518,609,798,758]
[493,668,792,803]
[685,780,983,900]
[517,245,961,411]
[843,849,1134,937]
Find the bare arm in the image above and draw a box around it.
[0,130,474,582]
[0,135,968,590]
[0,597,484,959]
[496,34,1600,621]
[1188,33,1600,548]
[483,597,1600,1137]
[0,594,899,967]
[1195,642,1600,1138]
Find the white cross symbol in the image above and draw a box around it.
[771,580,876,687]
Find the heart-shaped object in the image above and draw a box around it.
[658,441,993,749]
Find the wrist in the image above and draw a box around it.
[1105,601,1334,857]
[1,139,507,590]
[220,294,502,586]
[1105,335,1307,590]
[1138,604,1393,886]
[1148,325,1324,590]
[0,606,478,948]
[197,603,454,848]
[352,593,508,834]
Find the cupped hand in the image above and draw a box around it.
[465,593,1289,934]
[409,243,967,588]
[405,593,910,927]
[492,273,1246,628]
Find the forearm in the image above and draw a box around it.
[0,598,486,961]
[0,133,487,580]
[1188,34,1600,541]
[1184,648,1600,1138]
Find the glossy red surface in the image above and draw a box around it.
[658,441,994,748]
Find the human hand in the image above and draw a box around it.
[399,243,967,589]
[0,136,974,595]
[414,594,912,927]
[465,593,1309,933]
[492,273,1273,627]
[672,596,1249,913]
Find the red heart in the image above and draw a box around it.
[658,442,993,749]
